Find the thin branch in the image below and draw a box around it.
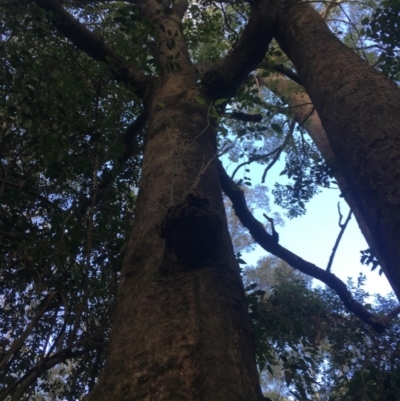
[45,297,70,356]
[0,178,62,209]
[34,0,148,96]
[2,335,104,401]
[77,110,147,218]
[231,146,282,180]
[263,213,279,242]
[219,161,399,333]
[326,204,352,272]
[227,111,262,123]
[0,292,58,371]
[320,0,343,20]
[261,121,294,183]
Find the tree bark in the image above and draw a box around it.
[85,71,263,401]
[275,0,400,299]
[258,74,388,285]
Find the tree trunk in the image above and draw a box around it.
[258,73,388,281]
[275,0,400,299]
[85,72,263,401]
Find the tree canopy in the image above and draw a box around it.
[1,0,400,399]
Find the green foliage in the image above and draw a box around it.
[361,248,382,275]
[245,262,400,401]
[273,136,323,218]
[362,0,400,80]
[0,3,141,398]
[0,0,399,398]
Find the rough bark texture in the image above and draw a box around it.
[81,0,277,398]
[85,70,263,401]
[275,0,400,299]
[258,74,388,284]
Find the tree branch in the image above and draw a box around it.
[326,204,352,272]
[77,111,147,218]
[256,73,390,281]
[219,161,399,333]
[202,0,279,99]
[0,178,62,209]
[0,292,58,372]
[231,145,282,180]
[2,335,104,401]
[261,122,293,183]
[34,0,149,97]
[227,111,263,123]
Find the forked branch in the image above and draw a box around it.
[202,0,279,99]
[219,162,399,333]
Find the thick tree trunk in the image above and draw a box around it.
[259,74,387,280]
[86,72,263,401]
[275,0,400,299]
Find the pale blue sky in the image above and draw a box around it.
[226,158,393,297]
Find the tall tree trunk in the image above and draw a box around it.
[258,74,387,280]
[86,73,263,401]
[275,0,400,299]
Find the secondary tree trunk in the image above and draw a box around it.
[275,0,400,299]
[85,71,263,401]
[258,74,387,279]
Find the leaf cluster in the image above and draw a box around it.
[0,4,142,399]
[245,266,400,401]
[362,0,400,80]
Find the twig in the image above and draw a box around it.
[326,204,352,272]
[231,146,283,180]
[263,213,279,242]
[261,120,294,183]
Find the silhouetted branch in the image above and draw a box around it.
[261,121,294,183]
[34,0,148,97]
[326,204,352,272]
[228,111,263,123]
[77,111,147,218]
[0,179,62,209]
[0,292,58,372]
[231,146,282,180]
[219,161,399,333]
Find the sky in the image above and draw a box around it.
[226,157,393,298]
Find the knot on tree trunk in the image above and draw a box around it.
[160,191,223,265]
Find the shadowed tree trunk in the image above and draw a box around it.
[275,0,400,299]
[85,73,264,401]
[79,0,278,397]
